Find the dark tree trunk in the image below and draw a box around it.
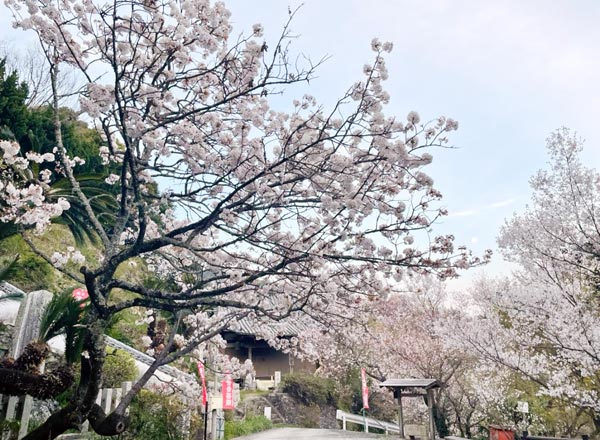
[22,312,111,440]
[21,404,81,440]
[18,303,172,439]
[465,412,472,438]
[433,403,450,438]
[88,404,127,435]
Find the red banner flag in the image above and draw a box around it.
[361,368,369,410]
[196,361,208,406]
[222,372,235,410]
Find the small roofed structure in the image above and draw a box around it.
[221,314,316,380]
[380,378,440,440]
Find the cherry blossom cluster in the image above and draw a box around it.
[0,140,71,232]
[50,246,86,268]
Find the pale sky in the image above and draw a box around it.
[1,0,599,289]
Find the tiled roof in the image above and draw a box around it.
[226,313,315,338]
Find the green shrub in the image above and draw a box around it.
[104,309,139,346]
[281,373,338,406]
[0,419,19,440]
[224,415,272,439]
[122,390,187,440]
[334,368,397,423]
[102,348,138,387]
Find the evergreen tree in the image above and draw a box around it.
[0,58,29,141]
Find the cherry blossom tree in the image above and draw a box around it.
[0,0,484,438]
[305,278,505,437]
[458,130,600,434]
[498,128,600,290]
[457,275,600,435]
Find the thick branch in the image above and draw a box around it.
[0,365,74,399]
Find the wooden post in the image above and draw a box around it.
[398,393,405,438]
[427,390,435,440]
[203,400,209,440]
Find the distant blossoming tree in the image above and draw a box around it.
[0,0,484,438]
[460,130,600,434]
[302,277,504,437]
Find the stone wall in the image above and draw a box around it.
[239,393,338,429]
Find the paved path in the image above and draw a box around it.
[236,427,386,439]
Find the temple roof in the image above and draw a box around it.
[379,378,439,390]
[226,314,314,338]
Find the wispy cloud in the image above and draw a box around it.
[447,197,519,219]
[486,197,519,209]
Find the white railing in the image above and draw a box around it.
[336,409,400,434]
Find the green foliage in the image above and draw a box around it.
[0,235,55,291]
[365,389,397,425]
[281,373,338,407]
[56,107,106,174]
[0,225,106,293]
[0,418,20,440]
[0,61,118,245]
[39,289,88,363]
[122,390,187,440]
[18,106,119,245]
[102,348,138,388]
[332,368,396,424]
[496,373,595,436]
[0,58,29,141]
[47,173,118,245]
[104,308,143,347]
[17,105,106,175]
[0,254,21,285]
[335,368,362,413]
[224,415,273,439]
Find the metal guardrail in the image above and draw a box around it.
[336,409,400,434]
[523,433,589,440]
